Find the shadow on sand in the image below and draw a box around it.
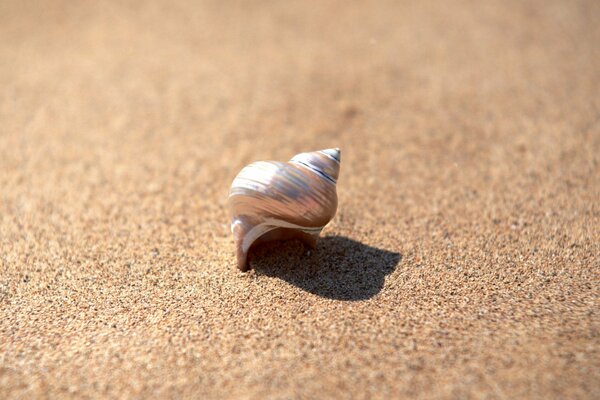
[251,236,401,301]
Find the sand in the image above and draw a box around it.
[1,0,599,398]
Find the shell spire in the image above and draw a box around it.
[228,148,341,271]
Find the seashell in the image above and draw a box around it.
[228,148,341,271]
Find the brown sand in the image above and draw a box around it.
[1,1,599,398]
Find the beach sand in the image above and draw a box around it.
[1,1,599,398]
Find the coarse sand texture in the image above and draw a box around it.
[1,1,599,399]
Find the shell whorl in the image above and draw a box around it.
[228,148,341,271]
[289,148,341,183]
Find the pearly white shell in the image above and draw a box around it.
[228,148,341,271]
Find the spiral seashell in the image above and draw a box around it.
[228,148,341,271]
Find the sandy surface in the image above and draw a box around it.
[1,1,599,398]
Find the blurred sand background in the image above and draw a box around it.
[1,0,599,398]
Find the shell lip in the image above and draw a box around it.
[241,218,324,253]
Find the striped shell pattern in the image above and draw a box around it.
[228,148,341,271]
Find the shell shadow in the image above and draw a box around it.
[250,236,401,301]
